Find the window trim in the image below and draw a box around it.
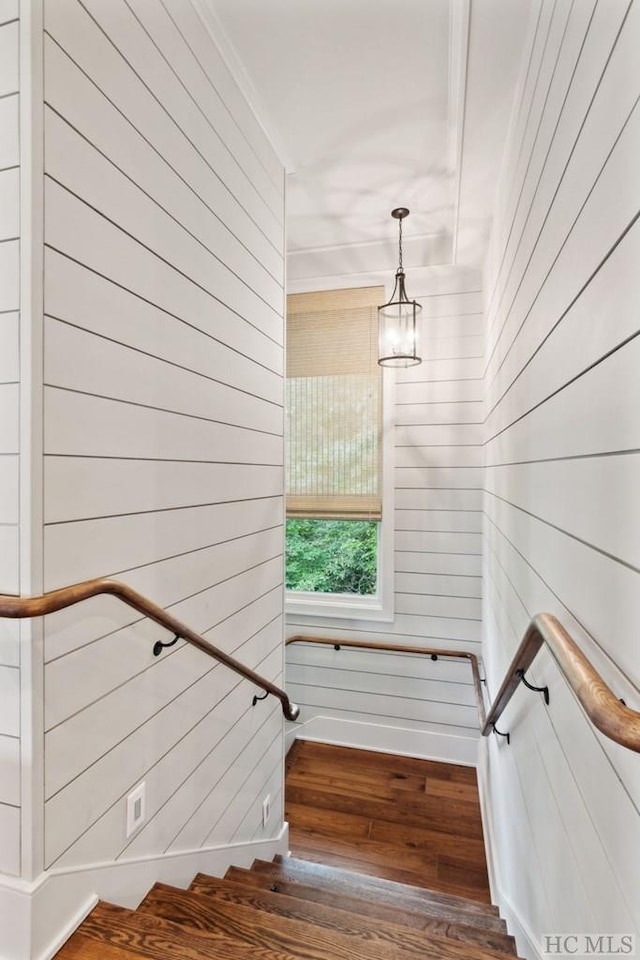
[285,365,395,623]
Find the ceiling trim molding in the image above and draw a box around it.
[288,231,447,258]
[448,0,471,265]
[191,0,296,171]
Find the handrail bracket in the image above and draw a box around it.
[491,723,510,745]
[153,633,180,657]
[516,668,550,706]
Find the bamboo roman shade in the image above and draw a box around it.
[286,286,384,521]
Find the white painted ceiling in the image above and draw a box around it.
[207,0,533,276]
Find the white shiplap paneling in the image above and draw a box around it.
[41,0,285,881]
[0,9,20,880]
[482,0,640,952]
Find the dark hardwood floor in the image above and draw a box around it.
[285,740,491,903]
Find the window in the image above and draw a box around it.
[285,286,393,620]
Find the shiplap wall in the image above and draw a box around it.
[286,267,484,763]
[40,0,285,874]
[482,0,640,952]
[0,0,21,879]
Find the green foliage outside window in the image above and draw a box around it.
[285,518,378,596]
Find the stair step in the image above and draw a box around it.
[226,867,507,934]
[228,864,506,937]
[289,837,491,902]
[262,856,503,926]
[190,873,517,958]
[139,881,515,960]
[57,900,298,960]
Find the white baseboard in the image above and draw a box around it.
[288,715,479,766]
[0,823,289,960]
[475,741,542,960]
[498,891,543,960]
[476,737,499,903]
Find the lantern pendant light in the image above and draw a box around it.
[377,207,422,367]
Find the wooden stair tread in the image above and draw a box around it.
[189,873,517,957]
[229,864,506,937]
[268,856,501,920]
[139,881,516,960]
[289,836,491,901]
[63,900,300,960]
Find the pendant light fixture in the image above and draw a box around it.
[377,207,422,367]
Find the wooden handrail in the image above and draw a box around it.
[482,613,640,753]
[287,625,640,754]
[0,578,300,721]
[286,635,486,726]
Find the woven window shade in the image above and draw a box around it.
[286,286,384,521]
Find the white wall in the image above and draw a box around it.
[481,0,640,954]
[41,0,285,868]
[0,0,21,879]
[1,0,287,956]
[286,265,484,764]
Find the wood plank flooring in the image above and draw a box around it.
[285,740,491,903]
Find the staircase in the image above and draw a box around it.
[56,743,518,959]
[56,854,518,959]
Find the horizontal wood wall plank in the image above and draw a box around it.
[0,803,19,875]
[44,457,283,523]
[395,551,482,577]
[0,1,19,28]
[395,401,484,426]
[395,509,483,533]
[0,95,18,169]
[395,466,483,489]
[0,241,19,311]
[396,378,483,405]
[0,167,18,240]
[395,488,482,510]
[0,665,19,737]
[0,457,18,524]
[45,388,283,463]
[0,733,19,805]
[0,517,19,596]
[0,311,19,382]
[0,19,18,95]
[395,572,482,598]
[0,619,19,668]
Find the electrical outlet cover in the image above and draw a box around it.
[262,793,271,828]
[126,782,146,838]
